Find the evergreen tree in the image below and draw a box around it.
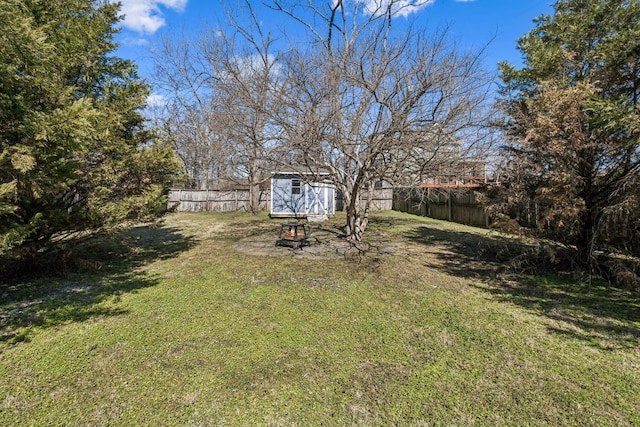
[0,0,179,261]
[497,0,640,267]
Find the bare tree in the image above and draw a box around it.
[152,36,231,190]
[272,0,494,241]
[152,2,285,213]
[204,1,285,213]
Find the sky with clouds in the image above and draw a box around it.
[119,0,188,34]
[114,0,554,100]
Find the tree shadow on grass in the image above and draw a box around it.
[0,225,196,348]
[406,224,640,350]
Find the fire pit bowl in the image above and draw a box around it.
[276,222,310,249]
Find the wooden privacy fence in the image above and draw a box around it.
[335,187,394,212]
[168,189,268,212]
[169,187,394,213]
[170,188,484,225]
[393,187,488,227]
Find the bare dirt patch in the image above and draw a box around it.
[232,226,408,259]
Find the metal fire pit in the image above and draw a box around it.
[276,222,310,249]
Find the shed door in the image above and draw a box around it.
[305,184,327,215]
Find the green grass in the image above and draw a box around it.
[1,211,639,425]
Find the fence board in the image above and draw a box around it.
[168,189,268,212]
[336,188,394,211]
[393,188,488,227]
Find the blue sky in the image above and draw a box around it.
[114,0,554,97]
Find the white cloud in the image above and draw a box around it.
[146,93,168,108]
[121,36,151,47]
[119,0,188,34]
[359,0,435,18]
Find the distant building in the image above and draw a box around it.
[420,159,487,188]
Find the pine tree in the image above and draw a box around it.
[0,0,179,261]
[497,0,640,266]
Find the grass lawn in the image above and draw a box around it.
[1,211,639,425]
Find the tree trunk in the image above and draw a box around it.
[344,190,370,242]
[248,180,261,214]
[248,157,262,214]
[345,209,365,242]
[576,206,597,269]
